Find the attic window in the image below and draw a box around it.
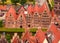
[20,26,22,28]
[35,13,37,15]
[44,10,46,13]
[10,14,12,16]
[28,25,30,27]
[21,16,22,17]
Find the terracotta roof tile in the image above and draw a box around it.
[48,24,60,43]
[27,4,33,14]
[6,6,17,20]
[18,6,25,13]
[0,5,7,10]
[39,2,50,13]
[22,30,32,40]
[33,4,40,13]
[35,29,46,43]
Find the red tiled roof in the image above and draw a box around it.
[33,4,40,13]
[22,30,32,40]
[48,24,58,33]
[48,23,60,43]
[39,2,50,13]
[17,10,26,20]
[30,36,36,43]
[27,4,33,14]
[18,6,25,13]
[6,6,17,20]
[35,29,46,43]
[0,5,7,10]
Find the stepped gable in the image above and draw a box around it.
[18,6,26,13]
[27,4,33,14]
[33,4,40,13]
[39,1,50,13]
[5,6,17,20]
[17,10,26,22]
[35,29,46,43]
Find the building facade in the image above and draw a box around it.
[53,0,60,28]
[5,0,52,29]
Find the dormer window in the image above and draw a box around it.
[44,10,46,13]
[34,13,38,16]
[20,16,22,20]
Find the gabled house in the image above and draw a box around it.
[40,1,52,29]
[18,6,25,14]
[4,0,53,29]
[33,4,41,28]
[35,29,47,43]
[26,5,33,28]
[5,6,17,28]
[21,30,36,43]
[16,7,27,28]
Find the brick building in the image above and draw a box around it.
[5,0,52,29]
[53,0,60,28]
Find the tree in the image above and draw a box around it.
[20,0,27,5]
[0,20,3,27]
[1,0,6,5]
[33,0,35,5]
[11,0,19,5]
[48,0,54,11]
